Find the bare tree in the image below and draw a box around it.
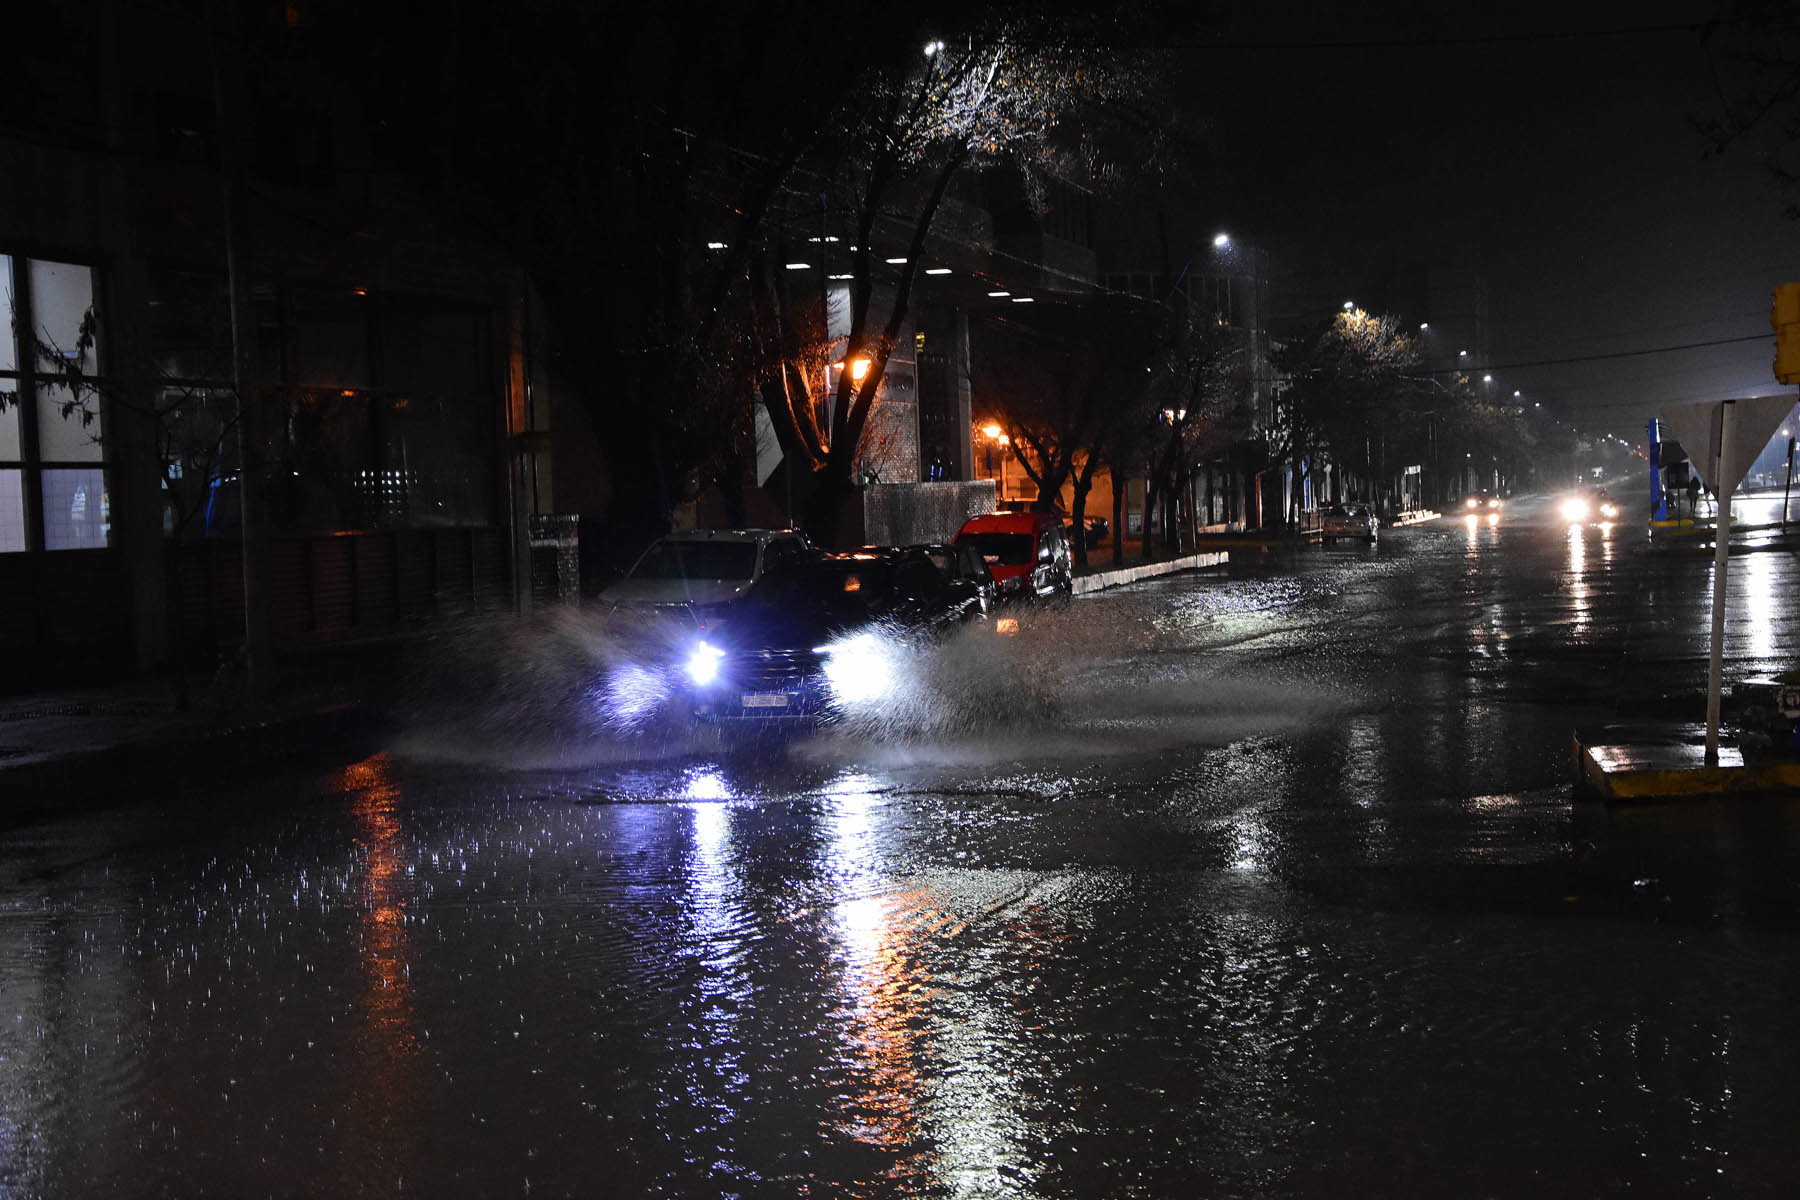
[755,19,1156,545]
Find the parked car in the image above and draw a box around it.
[1320,502,1379,543]
[604,528,815,611]
[953,510,1074,599]
[911,541,998,617]
[679,546,988,723]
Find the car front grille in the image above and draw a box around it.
[731,648,821,689]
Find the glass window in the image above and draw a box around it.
[292,287,370,389]
[148,269,233,385]
[0,254,14,372]
[41,467,109,549]
[0,469,24,553]
[28,259,100,375]
[0,383,18,460]
[36,388,104,462]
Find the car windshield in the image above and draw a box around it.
[746,561,896,622]
[958,531,1033,566]
[630,540,759,581]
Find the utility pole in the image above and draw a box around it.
[209,0,273,703]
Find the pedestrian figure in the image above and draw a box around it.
[1686,474,1702,518]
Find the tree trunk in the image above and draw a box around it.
[1111,477,1126,567]
[1139,477,1157,561]
[1070,476,1092,568]
[800,468,854,550]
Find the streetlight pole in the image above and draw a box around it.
[1783,429,1795,532]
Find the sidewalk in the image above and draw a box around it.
[0,651,396,825]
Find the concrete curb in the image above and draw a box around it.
[1073,550,1229,595]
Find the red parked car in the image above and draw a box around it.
[953,511,1074,599]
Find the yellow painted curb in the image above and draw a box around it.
[1574,735,1800,800]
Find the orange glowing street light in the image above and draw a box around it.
[833,357,873,383]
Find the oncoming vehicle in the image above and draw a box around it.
[1462,491,1504,514]
[1320,502,1379,544]
[680,546,986,723]
[605,528,814,611]
[953,511,1073,600]
[1559,488,1620,524]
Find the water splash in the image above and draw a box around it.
[389,598,1351,772]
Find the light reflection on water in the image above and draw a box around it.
[1567,523,1591,634]
[340,754,421,1180]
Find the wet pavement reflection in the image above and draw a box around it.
[3,497,1800,1196]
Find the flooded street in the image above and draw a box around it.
[5,500,1800,1197]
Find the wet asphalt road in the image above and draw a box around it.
[4,496,1800,1197]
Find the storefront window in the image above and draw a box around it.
[144,274,499,539]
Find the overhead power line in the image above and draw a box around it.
[1448,332,1771,374]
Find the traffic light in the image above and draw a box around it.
[1773,283,1800,384]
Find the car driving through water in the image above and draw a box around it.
[1463,490,1504,514]
[1559,487,1620,524]
[679,545,992,723]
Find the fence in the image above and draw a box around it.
[862,481,997,546]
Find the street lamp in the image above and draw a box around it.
[1213,232,1231,248]
[981,424,1010,499]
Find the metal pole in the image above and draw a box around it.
[1705,400,1735,763]
[1782,434,1795,533]
[210,0,272,703]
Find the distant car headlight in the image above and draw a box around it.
[1488,497,1502,509]
[684,640,725,687]
[1599,502,1618,518]
[1465,497,1479,509]
[1560,497,1590,521]
[814,631,895,704]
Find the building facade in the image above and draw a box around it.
[2,2,550,688]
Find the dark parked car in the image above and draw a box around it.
[679,546,989,723]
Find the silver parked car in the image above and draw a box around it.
[1320,502,1379,544]
[605,528,816,611]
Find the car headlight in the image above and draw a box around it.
[1600,502,1618,518]
[1488,497,1502,509]
[814,631,895,705]
[684,640,725,687]
[1560,497,1590,521]
[1465,497,1479,509]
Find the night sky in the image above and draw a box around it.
[1173,1,1800,440]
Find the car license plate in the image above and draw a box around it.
[741,692,790,709]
